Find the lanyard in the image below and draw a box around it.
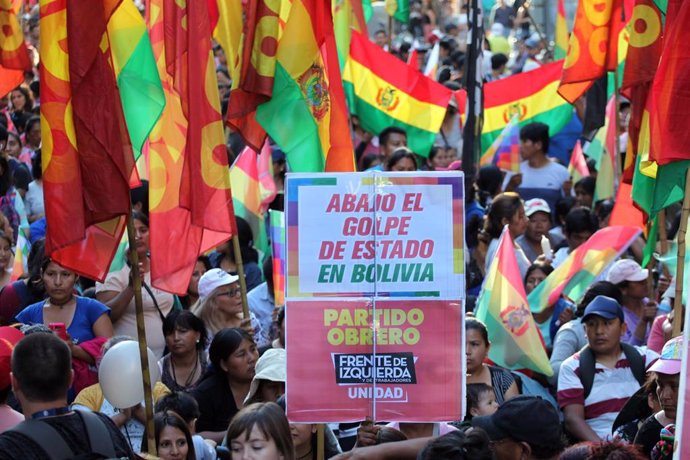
[31,407,71,420]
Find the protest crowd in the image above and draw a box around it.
[0,0,688,459]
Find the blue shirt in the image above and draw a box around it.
[16,296,110,344]
[247,282,275,334]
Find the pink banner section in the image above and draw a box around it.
[286,299,463,423]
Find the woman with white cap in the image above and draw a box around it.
[192,268,267,348]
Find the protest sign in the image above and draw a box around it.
[285,171,465,423]
[286,172,465,298]
[286,298,463,422]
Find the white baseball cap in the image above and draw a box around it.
[606,259,648,285]
[198,268,239,300]
[524,198,551,217]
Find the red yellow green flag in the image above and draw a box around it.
[40,0,134,281]
[226,0,292,151]
[459,60,573,154]
[343,30,452,157]
[527,226,641,313]
[146,0,236,294]
[333,0,367,70]
[558,0,628,103]
[0,0,32,97]
[256,0,355,172]
[568,140,589,184]
[555,0,569,60]
[480,113,520,173]
[475,226,552,376]
[229,142,277,254]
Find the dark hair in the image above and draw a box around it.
[208,328,254,375]
[559,440,647,460]
[386,147,417,171]
[233,216,259,264]
[554,196,576,224]
[476,165,503,206]
[197,255,211,270]
[26,238,46,298]
[276,306,285,327]
[11,85,33,112]
[227,402,295,460]
[23,116,40,137]
[524,263,554,284]
[162,310,207,351]
[428,145,444,163]
[519,122,550,154]
[155,392,201,424]
[0,124,6,143]
[31,149,42,181]
[132,210,149,228]
[466,383,494,420]
[377,426,408,444]
[146,412,195,460]
[483,192,523,239]
[466,318,489,346]
[360,152,381,171]
[575,281,623,318]
[11,332,72,402]
[564,207,599,236]
[0,156,12,196]
[417,429,492,460]
[262,256,273,285]
[379,126,407,148]
[130,180,149,216]
[491,53,508,70]
[574,176,596,197]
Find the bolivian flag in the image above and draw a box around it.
[458,60,573,155]
[475,226,552,376]
[343,31,452,156]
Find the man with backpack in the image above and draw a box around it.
[0,332,135,459]
[557,295,658,441]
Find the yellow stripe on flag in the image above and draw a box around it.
[483,80,563,134]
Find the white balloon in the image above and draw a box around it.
[98,340,160,409]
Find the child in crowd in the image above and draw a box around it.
[466,383,499,420]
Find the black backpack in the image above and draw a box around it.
[578,343,646,399]
[8,410,119,460]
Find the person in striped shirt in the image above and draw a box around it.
[557,296,658,441]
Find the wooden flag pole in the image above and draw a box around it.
[232,234,250,319]
[126,215,156,455]
[317,424,325,460]
[387,15,393,51]
[672,168,690,337]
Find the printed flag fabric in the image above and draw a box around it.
[256,0,355,172]
[480,113,520,173]
[40,0,135,282]
[475,226,552,376]
[229,142,276,254]
[10,226,30,281]
[458,61,573,155]
[558,0,628,103]
[384,0,408,23]
[555,0,569,60]
[269,209,285,307]
[527,226,641,313]
[0,0,31,98]
[568,140,589,183]
[609,182,645,231]
[587,97,617,202]
[343,30,452,157]
[146,0,235,294]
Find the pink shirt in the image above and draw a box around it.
[0,404,24,432]
[647,314,668,354]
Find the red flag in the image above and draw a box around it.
[609,182,645,230]
[558,0,629,103]
[0,0,32,98]
[147,0,236,294]
[40,0,134,281]
[226,0,285,151]
[649,0,690,165]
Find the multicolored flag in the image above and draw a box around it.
[558,0,629,103]
[568,140,589,183]
[256,0,355,172]
[333,0,367,70]
[384,0,409,23]
[458,61,573,154]
[229,142,277,254]
[554,0,569,60]
[0,0,31,98]
[106,1,164,165]
[146,0,236,294]
[269,209,285,307]
[475,226,552,376]
[586,97,618,202]
[527,226,641,314]
[343,30,452,157]
[423,41,440,80]
[10,226,30,281]
[40,0,135,281]
[480,113,520,173]
[226,0,292,151]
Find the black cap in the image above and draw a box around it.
[472,396,562,445]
